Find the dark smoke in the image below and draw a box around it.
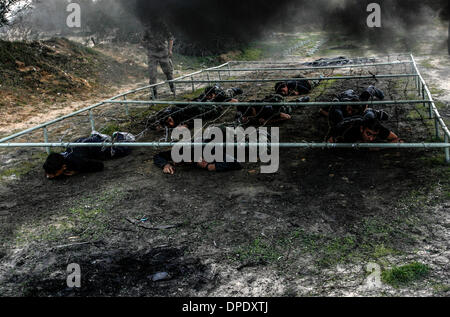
[312,0,450,52]
[131,0,299,54]
[130,0,450,54]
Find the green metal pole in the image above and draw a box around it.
[423,85,432,119]
[89,110,96,132]
[43,127,50,154]
[435,118,441,140]
[124,96,129,117]
[445,134,450,164]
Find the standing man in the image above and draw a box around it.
[142,18,176,99]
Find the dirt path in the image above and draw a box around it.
[0,82,147,136]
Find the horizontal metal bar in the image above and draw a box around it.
[208,61,414,72]
[0,143,448,149]
[169,74,418,84]
[105,100,431,107]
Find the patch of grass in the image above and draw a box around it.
[14,187,126,245]
[315,235,357,268]
[309,78,339,100]
[236,47,263,61]
[234,238,282,264]
[429,87,445,96]
[0,162,36,179]
[181,87,205,100]
[382,262,430,287]
[432,284,450,294]
[418,153,450,200]
[434,101,447,111]
[0,152,47,180]
[419,60,437,70]
[100,122,122,136]
[70,206,106,221]
[174,53,218,70]
[372,244,399,259]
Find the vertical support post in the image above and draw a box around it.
[89,110,96,132]
[227,63,231,78]
[207,71,210,84]
[191,76,195,93]
[151,88,156,100]
[218,70,222,81]
[418,77,421,95]
[423,85,432,119]
[43,126,50,154]
[445,134,450,164]
[435,117,440,140]
[124,95,129,117]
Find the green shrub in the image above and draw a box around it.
[382,262,430,287]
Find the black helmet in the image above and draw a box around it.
[360,86,385,102]
[364,108,389,122]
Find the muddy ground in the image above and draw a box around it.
[0,31,449,297]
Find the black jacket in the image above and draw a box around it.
[154,149,242,172]
[62,134,132,173]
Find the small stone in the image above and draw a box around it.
[150,272,170,282]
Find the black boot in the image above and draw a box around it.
[169,83,176,96]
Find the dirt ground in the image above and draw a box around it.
[0,31,449,297]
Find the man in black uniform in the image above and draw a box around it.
[43,132,135,179]
[153,85,243,130]
[327,109,400,144]
[236,94,292,126]
[275,75,313,97]
[324,86,385,126]
[153,140,242,175]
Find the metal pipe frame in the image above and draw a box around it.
[0,59,416,145]
[0,55,447,163]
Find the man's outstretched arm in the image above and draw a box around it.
[154,151,176,174]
